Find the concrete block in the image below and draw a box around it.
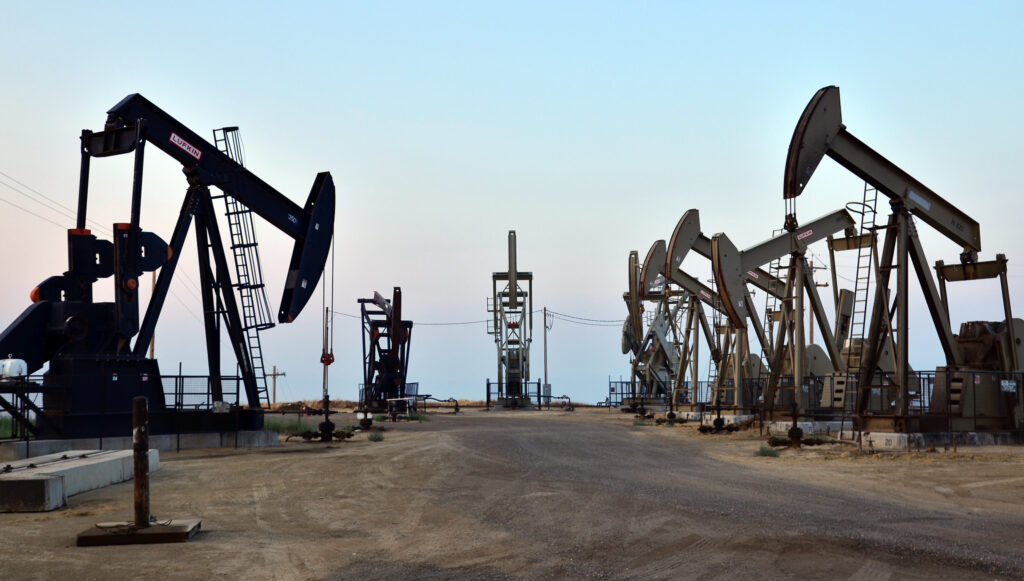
[0,473,64,511]
[0,429,278,460]
[0,449,159,512]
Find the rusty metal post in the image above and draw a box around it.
[133,396,150,529]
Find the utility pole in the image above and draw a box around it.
[543,307,549,394]
[267,365,286,404]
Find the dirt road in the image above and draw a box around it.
[2,409,1022,580]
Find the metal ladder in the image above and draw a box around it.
[845,183,879,371]
[761,228,787,370]
[212,127,274,408]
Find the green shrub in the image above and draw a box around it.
[407,411,429,422]
[755,445,780,458]
[263,416,314,436]
[368,430,385,442]
[373,414,386,422]
[0,415,34,439]
[632,419,649,427]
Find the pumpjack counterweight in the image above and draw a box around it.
[0,94,335,438]
[487,231,534,408]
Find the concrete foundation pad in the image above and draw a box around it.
[677,412,753,425]
[77,518,201,546]
[765,421,853,437]
[0,429,279,461]
[860,431,1024,451]
[0,449,159,512]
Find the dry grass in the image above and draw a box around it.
[270,399,359,412]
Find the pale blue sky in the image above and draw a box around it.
[1,1,1022,404]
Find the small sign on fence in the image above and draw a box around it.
[1000,380,1017,393]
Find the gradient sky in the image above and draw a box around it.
[1,1,1022,405]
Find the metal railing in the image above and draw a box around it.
[606,378,716,409]
[1,374,244,441]
[162,375,242,410]
[485,378,551,409]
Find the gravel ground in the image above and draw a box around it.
[1,409,1022,580]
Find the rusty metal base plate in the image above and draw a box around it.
[76,519,201,546]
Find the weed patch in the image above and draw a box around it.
[264,416,314,436]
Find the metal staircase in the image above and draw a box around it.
[212,127,274,408]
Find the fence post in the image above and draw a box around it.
[133,396,150,529]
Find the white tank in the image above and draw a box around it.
[0,359,27,378]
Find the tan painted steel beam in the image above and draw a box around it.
[784,85,981,253]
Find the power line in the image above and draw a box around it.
[0,193,68,229]
[329,308,624,327]
[546,309,623,323]
[415,319,489,326]
[549,314,623,327]
[0,170,110,234]
[0,169,79,216]
[330,309,488,326]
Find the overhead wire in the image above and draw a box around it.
[548,314,623,327]
[0,193,68,229]
[329,308,624,327]
[0,169,110,234]
[0,168,224,356]
[545,309,623,323]
[1,169,626,333]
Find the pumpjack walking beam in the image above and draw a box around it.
[98,95,335,325]
[784,85,987,422]
[96,95,335,407]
